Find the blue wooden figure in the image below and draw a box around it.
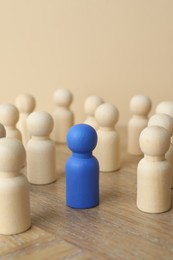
[66,124,99,209]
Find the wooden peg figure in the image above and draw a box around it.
[66,124,99,209]
[53,88,74,143]
[84,95,104,130]
[128,95,151,156]
[156,101,173,118]
[0,104,22,141]
[137,126,171,213]
[0,123,6,138]
[15,94,36,146]
[0,138,31,235]
[148,113,173,188]
[26,111,57,185]
[148,113,173,137]
[94,103,120,172]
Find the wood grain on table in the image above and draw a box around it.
[1,126,173,259]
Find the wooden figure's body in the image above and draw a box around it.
[84,95,104,130]
[54,107,73,143]
[0,138,31,235]
[94,103,120,172]
[16,94,36,146]
[128,116,148,155]
[137,126,171,213]
[27,138,56,184]
[53,88,74,143]
[128,95,151,155]
[96,128,120,172]
[0,123,6,138]
[17,113,28,144]
[84,117,98,130]
[137,157,171,213]
[166,143,173,187]
[0,104,22,141]
[66,124,99,209]
[26,111,56,185]
[5,127,22,141]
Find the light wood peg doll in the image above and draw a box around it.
[26,111,57,185]
[0,138,31,235]
[0,103,22,141]
[94,103,120,172]
[148,113,173,187]
[156,101,173,118]
[52,88,74,143]
[128,95,151,156]
[15,93,36,146]
[84,95,104,130]
[137,126,171,213]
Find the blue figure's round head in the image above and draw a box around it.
[67,124,97,153]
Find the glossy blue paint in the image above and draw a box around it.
[66,124,99,209]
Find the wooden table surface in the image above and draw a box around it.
[1,126,173,260]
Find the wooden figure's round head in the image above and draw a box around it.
[53,88,73,107]
[84,96,104,116]
[156,101,173,118]
[148,113,173,137]
[27,111,54,137]
[15,94,36,113]
[0,123,6,138]
[140,126,170,156]
[0,104,19,127]
[67,124,97,153]
[130,95,151,116]
[95,103,119,128]
[0,138,25,172]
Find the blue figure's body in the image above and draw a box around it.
[66,124,99,209]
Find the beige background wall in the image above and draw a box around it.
[0,0,172,125]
